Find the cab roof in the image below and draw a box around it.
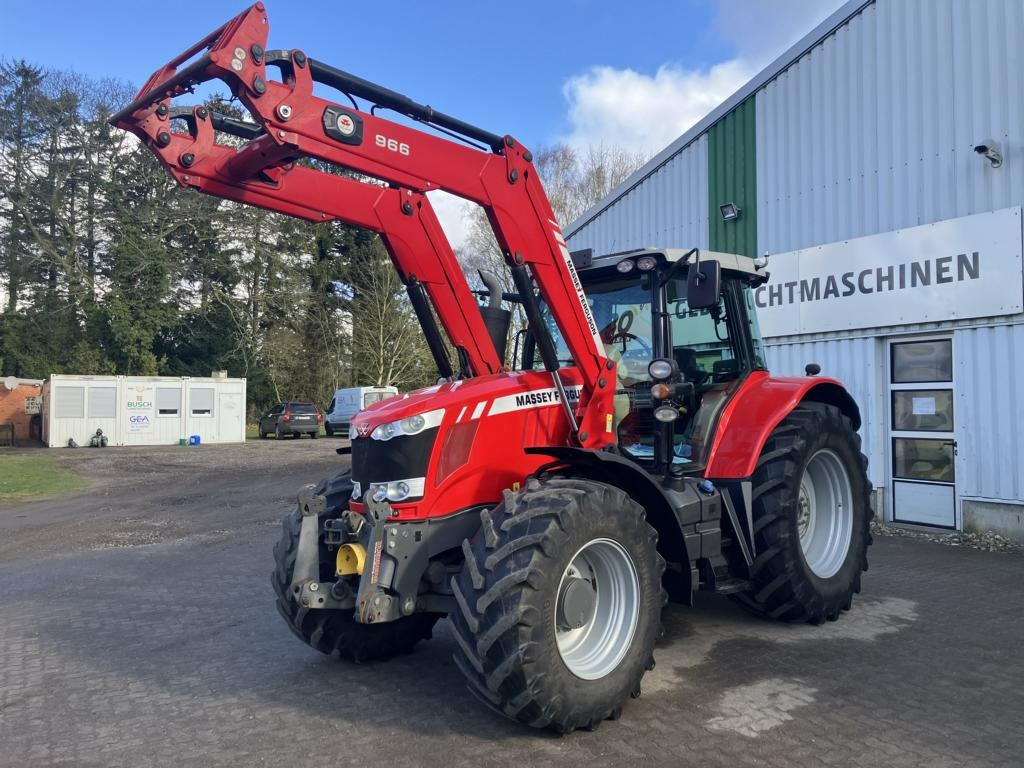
[575,247,764,280]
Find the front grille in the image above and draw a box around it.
[350,427,439,485]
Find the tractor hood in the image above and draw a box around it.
[349,369,586,438]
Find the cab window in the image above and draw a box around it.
[666,278,738,384]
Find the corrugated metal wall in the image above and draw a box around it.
[708,98,758,257]
[764,337,884,486]
[564,136,709,255]
[766,320,1024,503]
[954,323,1024,502]
[756,0,1024,255]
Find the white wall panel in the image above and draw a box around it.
[953,323,1024,502]
[765,337,884,487]
[757,0,1024,255]
[566,136,709,255]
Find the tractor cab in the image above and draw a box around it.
[526,248,769,472]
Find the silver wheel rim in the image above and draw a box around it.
[555,538,639,680]
[797,449,854,579]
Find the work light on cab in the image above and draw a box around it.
[648,358,675,380]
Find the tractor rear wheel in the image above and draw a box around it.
[271,470,438,661]
[448,476,664,733]
[737,402,872,623]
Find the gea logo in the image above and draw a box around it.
[375,134,410,156]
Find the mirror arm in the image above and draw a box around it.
[659,248,698,288]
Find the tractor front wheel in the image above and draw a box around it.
[448,476,664,733]
[737,402,872,623]
[271,470,438,661]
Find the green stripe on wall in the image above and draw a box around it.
[708,98,757,257]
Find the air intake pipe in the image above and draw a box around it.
[478,270,512,363]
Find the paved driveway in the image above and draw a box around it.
[0,441,1021,767]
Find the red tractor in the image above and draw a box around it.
[113,4,872,733]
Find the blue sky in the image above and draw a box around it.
[1,0,843,240]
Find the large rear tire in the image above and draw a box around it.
[736,402,872,624]
[448,476,664,733]
[271,470,438,661]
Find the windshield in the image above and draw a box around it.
[364,391,391,405]
[535,275,654,376]
[527,269,749,467]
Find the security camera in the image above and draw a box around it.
[974,139,1003,168]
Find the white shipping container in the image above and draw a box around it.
[41,374,246,447]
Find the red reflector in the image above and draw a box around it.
[435,420,479,486]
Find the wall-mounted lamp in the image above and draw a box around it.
[974,139,1003,168]
[719,202,742,221]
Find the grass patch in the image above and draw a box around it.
[0,454,89,503]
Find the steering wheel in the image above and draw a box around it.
[609,332,652,357]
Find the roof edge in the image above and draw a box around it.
[564,0,874,239]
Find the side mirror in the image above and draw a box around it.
[687,260,721,309]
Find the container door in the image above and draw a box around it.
[218,392,243,442]
[888,337,957,528]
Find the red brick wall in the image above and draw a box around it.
[0,384,43,443]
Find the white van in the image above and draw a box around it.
[324,386,399,435]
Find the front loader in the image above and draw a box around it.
[113,3,873,733]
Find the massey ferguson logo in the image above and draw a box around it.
[356,423,370,437]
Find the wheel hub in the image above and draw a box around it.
[557,570,597,630]
[554,538,640,680]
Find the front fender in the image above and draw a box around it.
[705,371,861,479]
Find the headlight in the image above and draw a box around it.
[349,423,358,439]
[371,408,444,441]
[366,478,426,503]
[400,414,425,433]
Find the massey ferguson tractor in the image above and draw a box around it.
[113,4,872,733]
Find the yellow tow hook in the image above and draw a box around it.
[336,542,367,576]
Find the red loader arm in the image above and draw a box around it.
[110,3,615,449]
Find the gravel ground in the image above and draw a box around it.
[871,520,1024,554]
[2,442,1023,767]
[0,438,347,564]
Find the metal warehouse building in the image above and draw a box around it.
[566,0,1024,537]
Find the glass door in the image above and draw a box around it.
[888,338,957,528]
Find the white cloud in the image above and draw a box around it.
[560,60,755,157]
[558,0,845,158]
[426,190,471,253]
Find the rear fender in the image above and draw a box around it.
[705,371,861,479]
[524,447,693,602]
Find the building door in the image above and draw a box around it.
[888,337,957,528]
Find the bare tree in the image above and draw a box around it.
[350,246,435,389]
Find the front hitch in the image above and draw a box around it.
[290,486,354,611]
